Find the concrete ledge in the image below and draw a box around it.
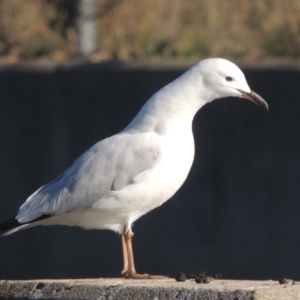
[0,279,299,300]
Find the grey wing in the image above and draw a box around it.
[16,131,161,223]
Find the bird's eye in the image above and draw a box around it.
[226,76,233,82]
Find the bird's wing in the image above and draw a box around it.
[17,131,162,223]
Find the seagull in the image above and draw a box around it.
[0,58,268,279]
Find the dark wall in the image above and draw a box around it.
[0,62,299,280]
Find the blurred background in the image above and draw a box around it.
[1,0,300,61]
[0,0,300,281]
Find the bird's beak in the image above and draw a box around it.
[238,90,269,111]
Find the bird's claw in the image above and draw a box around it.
[122,271,167,279]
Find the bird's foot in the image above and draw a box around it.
[122,271,167,279]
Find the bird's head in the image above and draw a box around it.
[196,58,269,110]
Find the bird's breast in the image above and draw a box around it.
[160,130,195,187]
[136,128,195,213]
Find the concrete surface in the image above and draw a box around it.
[0,278,299,300]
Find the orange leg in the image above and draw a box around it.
[121,233,128,275]
[121,231,167,279]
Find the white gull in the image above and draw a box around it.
[0,58,268,279]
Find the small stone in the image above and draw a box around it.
[188,271,205,279]
[175,272,186,282]
[279,278,295,285]
[194,272,212,284]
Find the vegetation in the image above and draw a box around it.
[0,0,300,61]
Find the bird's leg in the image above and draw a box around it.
[122,232,149,279]
[121,232,129,275]
[121,231,166,279]
[124,233,140,278]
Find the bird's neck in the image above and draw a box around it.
[124,69,210,136]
